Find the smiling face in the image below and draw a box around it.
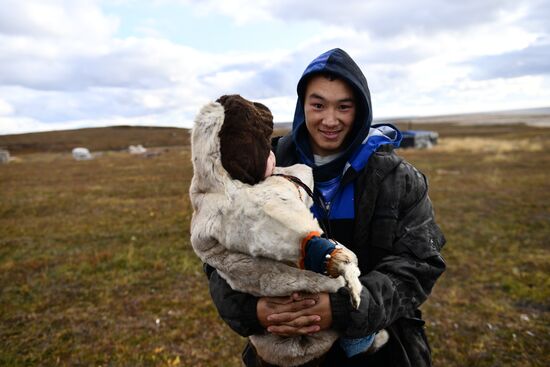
[303,74,356,156]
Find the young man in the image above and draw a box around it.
[190,94,386,366]
[204,48,446,366]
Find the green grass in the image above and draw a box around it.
[1,124,549,366]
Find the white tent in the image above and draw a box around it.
[0,149,9,164]
[129,145,147,154]
[72,147,93,160]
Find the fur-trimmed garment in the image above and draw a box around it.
[189,101,367,367]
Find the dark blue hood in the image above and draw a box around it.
[292,48,373,181]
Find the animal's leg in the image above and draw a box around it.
[327,246,362,308]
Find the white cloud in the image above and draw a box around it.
[467,41,550,79]
[256,96,296,123]
[0,0,549,135]
[0,115,58,135]
[0,0,118,41]
[180,0,547,38]
[173,0,274,24]
[0,98,14,115]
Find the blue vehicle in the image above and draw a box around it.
[400,130,439,149]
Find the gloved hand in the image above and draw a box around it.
[302,236,338,274]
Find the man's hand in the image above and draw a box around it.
[257,292,332,337]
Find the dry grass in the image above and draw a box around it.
[434,137,544,154]
[398,125,550,367]
[0,126,190,155]
[1,123,549,366]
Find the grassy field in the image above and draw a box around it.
[1,123,549,366]
[0,126,190,155]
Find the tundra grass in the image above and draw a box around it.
[0,124,548,366]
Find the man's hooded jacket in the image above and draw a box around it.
[206,49,447,367]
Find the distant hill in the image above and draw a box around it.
[277,106,550,130]
[274,122,292,131]
[2,106,548,155]
[376,107,550,128]
[0,126,190,155]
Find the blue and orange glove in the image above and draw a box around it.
[299,231,343,276]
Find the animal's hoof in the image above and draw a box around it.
[348,276,362,309]
[351,294,360,309]
[365,329,390,355]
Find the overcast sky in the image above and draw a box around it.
[1,0,549,135]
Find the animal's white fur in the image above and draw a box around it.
[189,102,362,366]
